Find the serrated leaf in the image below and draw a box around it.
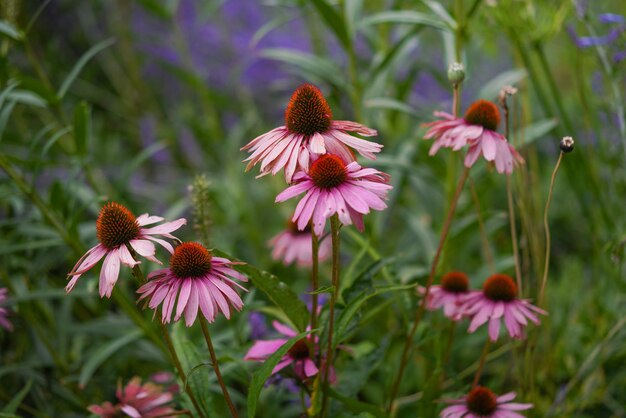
[78,328,142,388]
[57,38,115,100]
[359,11,449,31]
[478,69,527,100]
[247,329,314,418]
[213,249,309,331]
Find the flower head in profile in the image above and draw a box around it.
[275,154,392,236]
[418,271,471,321]
[67,202,186,298]
[424,99,524,174]
[241,83,382,182]
[269,221,331,267]
[462,274,546,341]
[0,288,13,332]
[441,386,533,418]
[244,321,334,383]
[88,376,181,418]
[137,242,248,326]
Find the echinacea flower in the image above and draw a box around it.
[269,221,331,266]
[423,100,524,174]
[275,154,392,236]
[441,386,533,418]
[418,271,470,320]
[88,376,180,418]
[137,242,248,326]
[0,288,13,332]
[244,321,334,382]
[241,83,382,183]
[462,274,546,341]
[67,202,186,298]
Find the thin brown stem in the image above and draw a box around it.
[320,215,341,418]
[538,152,564,307]
[387,167,470,412]
[472,338,492,388]
[200,319,238,418]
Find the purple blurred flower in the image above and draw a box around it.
[569,11,626,62]
[248,311,269,340]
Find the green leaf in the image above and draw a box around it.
[57,38,116,100]
[344,0,362,42]
[359,11,449,31]
[2,380,32,413]
[328,387,385,417]
[364,98,418,116]
[423,0,458,30]
[247,330,314,418]
[0,80,19,110]
[308,285,334,295]
[514,118,558,146]
[310,0,350,50]
[478,69,527,100]
[258,48,347,89]
[0,20,23,41]
[213,249,309,331]
[73,102,91,156]
[7,90,47,107]
[78,328,142,388]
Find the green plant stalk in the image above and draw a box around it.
[472,338,491,388]
[311,229,320,345]
[200,319,238,418]
[468,176,495,273]
[320,215,341,418]
[387,167,470,412]
[507,175,523,292]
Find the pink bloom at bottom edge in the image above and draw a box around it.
[441,387,533,418]
[244,321,335,383]
[88,377,181,418]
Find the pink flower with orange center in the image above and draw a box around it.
[88,377,181,418]
[462,274,546,341]
[424,100,524,174]
[241,83,382,183]
[137,242,248,326]
[275,154,392,236]
[268,221,331,266]
[441,386,533,417]
[67,202,186,298]
[418,271,471,321]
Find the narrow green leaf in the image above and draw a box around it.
[310,0,350,50]
[7,90,47,107]
[0,80,19,109]
[247,330,314,418]
[514,118,558,146]
[423,0,458,29]
[213,249,310,331]
[73,102,91,156]
[250,15,291,48]
[359,11,449,31]
[365,98,418,116]
[308,285,334,295]
[57,38,116,100]
[344,0,362,42]
[0,20,23,40]
[78,329,142,388]
[328,387,385,417]
[2,380,32,413]
[478,69,527,100]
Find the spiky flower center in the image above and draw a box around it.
[309,155,347,189]
[483,274,517,302]
[285,84,333,135]
[466,387,498,416]
[441,272,469,293]
[465,100,501,131]
[288,339,310,360]
[170,242,213,279]
[96,202,140,250]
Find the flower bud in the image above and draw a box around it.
[560,136,574,153]
[448,62,465,85]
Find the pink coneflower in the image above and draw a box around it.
[462,274,546,341]
[245,321,333,382]
[275,154,392,236]
[269,221,331,266]
[137,242,248,326]
[0,288,13,332]
[66,202,186,298]
[418,271,470,321]
[88,377,181,418]
[424,100,524,174]
[241,83,383,183]
[441,386,533,418]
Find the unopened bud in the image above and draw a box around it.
[448,63,465,85]
[498,85,518,106]
[559,136,574,153]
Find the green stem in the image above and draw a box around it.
[320,215,341,418]
[311,229,320,353]
[200,319,238,418]
[507,175,523,292]
[472,338,492,388]
[387,167,469,412]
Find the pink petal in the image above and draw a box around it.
[275,181,313,203]
[272,321,297,337]
[244,339,288,360]
[136,214,164,226]
[140,218,187,239]
[118,244,140,267]
[304,359,319,377]
[184,282,199,326]
[175,279,192,321]
[310,132,326,154]
[130,239,160,264]
[99,250,121,298]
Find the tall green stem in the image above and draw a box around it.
[387,167,470,412]
[472,338,491,388]
[320,215,341,417]
[200,319,238,418]
[311,229,320,347]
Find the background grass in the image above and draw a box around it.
[0,0,625,416]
